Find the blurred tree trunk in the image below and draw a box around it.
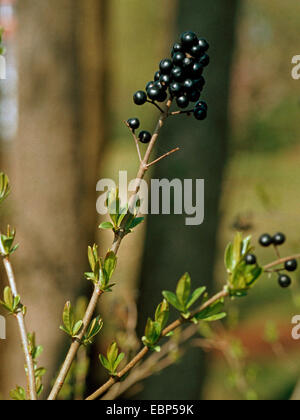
[136,0,239,399]
[0,0,107,397]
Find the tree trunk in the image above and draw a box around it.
[0,0,107,397]
[136,0,239,400]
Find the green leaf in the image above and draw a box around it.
[4,286,13,309]
[129,217,145,230]
[99,354,110,371]
[10,386,26,401]
[202,313,227,322]
[176,273,191,307]
[155,299,169,330]
[194,301,225,322]
[186,287,206,309]
[104,251,117,282]
[72,320,83,337]
[0,172,10,204]
[88,246,96,271]
[113,352,125,372]
[162,291,183,312]
[34,367,46,378]
[107,342,119,366]
[99,222,114,230]
[83,316,103,345]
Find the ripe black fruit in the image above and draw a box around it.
[133,91,147,106]
[147,87,161,101]
[172,42,184,54]
[194,108,207,121]
[198,38,210,53]
[273,233,286,246]
[176,95,189,109]
[172,52,185,66]
[169,82,183,97]
[160,59,173,74]
[154,71,161,81]
[194,76,205,91]
[285,259,298,272]
[160,74,171,87]
[191,62,203,79]
[183,79,194,92]
[245,254,257,265]
[278,274,292,288]
[195,100,208,110]
[138,131,152,144]
[199,53,210,67]
[157,90,168,103]
[154,81,167,91]
[146,81,155,91]
[182,57,194,71]
[180,31,198,47]
[127,118,140,131]
[190,44,203,58]
[171,66,184,82]
[188,90,201,102]
[259,234,273,247]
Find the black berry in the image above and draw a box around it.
[154,81,167,92]
[146,81,155,91]
[191,62,203,79]
[138,131,152,144]
[157,90,168,103]
[190,44,203,58]
[159,59,173,75]
[199,53,210,67]
[198,38,210,53]
[171,66,184,82]
[147,87,161,101]
[169,82,183,97]
[176,95,189,109]
[194,76,206,91]
[127,118,140,131]
[259,234,273,247]
[160,74,171,87]
[154,71,161,81]
[183,79,194,93]
[180,31,198,47]
[194,108,207,121]
[195,100,208,111]
[285,259,298,272]
[172,42,184,54]
[182,57,194,72]
[273,233,286,246]
[133,91,147,106]
[278,274,292,288]
[172,52,185,66]
[188,90,201,102]
[245,254,257,265]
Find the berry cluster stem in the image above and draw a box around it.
[0,247,37,400]
[48,99,174,400]
[264,254,300,271]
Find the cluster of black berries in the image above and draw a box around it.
[258,233,297,288]
[128,31,210,144]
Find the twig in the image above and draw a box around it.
[48,99,173,400]
[169,109,194,116]
[146,100,165,113]
[85,288,229,400]
[147,147,180,168]
[124,121,143,164]
[0,246,37,400]
[264,254,300,271]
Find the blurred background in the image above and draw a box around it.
[0,0,300,400]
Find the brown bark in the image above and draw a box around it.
[0,0,107,398]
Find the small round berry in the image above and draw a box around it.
[198,38,210,53]
[171,66,184,82]
[273,233,286,246]
[133,91,147,106]
[154,71,161,81]
[189,44,203,58]
[147,87,161,101]
[259,234,273,247]
[160,74,171,87]
[278,274,292,288]
[169,82,183,97]
[157,90,168,103]
[183,79,194,92]
[245,254,257,265]
[138,131,152,144]
[172,42,184,54]
[182,57,194,71]
[194,76,206,91]
[146,81,155,91]
[154,81,167,92]
[191,62,203,79]
[188,90,201,102]
[195,100,208,111]
[180,31,198,47]
[127,118,140,131]
[176,95,189,109]
[199,53,210,67]
[194,108,207,121]
[172,52,185,66]
[159,59,173,75]
[285,259,298,272]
